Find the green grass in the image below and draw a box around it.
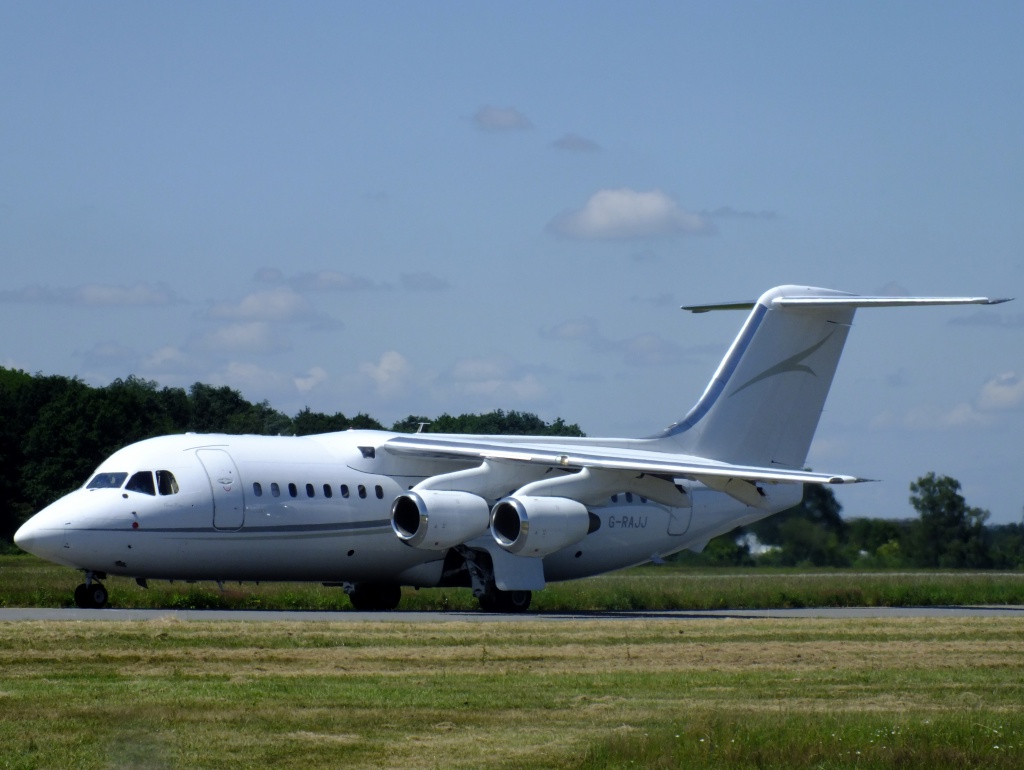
[0,617,1021,768]
[2,554,1023,610]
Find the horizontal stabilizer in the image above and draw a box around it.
[773,295,1011,309]
[684,291,1011,313]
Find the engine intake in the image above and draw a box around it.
[490,496,590,557]
[391,490,490,550]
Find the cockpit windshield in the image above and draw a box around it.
[85,470,179,495]
[126,471,156,496]
[87,472,128,489]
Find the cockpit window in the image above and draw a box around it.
[156,470,179,495]
[126,471,156,496]
[87,472,128,490]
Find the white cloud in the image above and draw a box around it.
[81,341,136,362]
[870,403,992,430]
[551,132,601,152]
[448,356,546,401]
[952,310,1024,328]
[616,334,685,366]
[0,282,179,306]
[359,351,414,399]
[400,272,449,292]
[702,206,778,220]
[294,366,329,394]
[472,105,532,132]
[541,318,602,342]
[208,361,296,396]
[141,345,193,371]
[547,188,712,240]
[871,371,1024,431]
[289,270,377,292]
[978,372,1024,411]
[542,319,685,367]
[206,289,318,323]
[198,322,290,354]
[253,267,285,284]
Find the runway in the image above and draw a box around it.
[2,605,1022,622]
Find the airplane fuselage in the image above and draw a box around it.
[18,430,795,589]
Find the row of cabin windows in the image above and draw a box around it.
[251,482,384,501]
[611,492,647,504]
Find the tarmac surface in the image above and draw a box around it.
[1,606,1022,622]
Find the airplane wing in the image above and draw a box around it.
[382,434,865,486]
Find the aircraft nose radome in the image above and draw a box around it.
[13,516,65,560]
[13,501,70,561]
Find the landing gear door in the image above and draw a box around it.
[197,449,245,530]
[667,501,692,537]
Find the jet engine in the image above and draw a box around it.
[391,489,491,550]
[489,496,590,557]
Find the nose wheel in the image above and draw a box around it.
[73,581,108,609]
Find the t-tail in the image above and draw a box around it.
[653,285,1009,469]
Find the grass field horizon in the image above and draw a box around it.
[2,554,1023,611]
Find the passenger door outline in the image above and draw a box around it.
[197,449,245,530]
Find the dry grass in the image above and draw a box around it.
[0,617,1022,768]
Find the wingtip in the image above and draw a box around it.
[827,475,874,484]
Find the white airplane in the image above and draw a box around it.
[14,285,1009,611]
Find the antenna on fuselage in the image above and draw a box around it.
[415,422,431,434]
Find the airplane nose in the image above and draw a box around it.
[14,516,67,561]
[13,501,72,561]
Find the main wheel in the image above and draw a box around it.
[74,582,108,609]
[479,589,531,613]
[348,583,402,611]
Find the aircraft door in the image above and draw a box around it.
[197,449,245,530]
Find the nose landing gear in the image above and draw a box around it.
[73,573,109,609]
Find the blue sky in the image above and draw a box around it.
[2,2,1021,522]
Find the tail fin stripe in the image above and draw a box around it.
[729,330,833,397]
[655,303,769,438]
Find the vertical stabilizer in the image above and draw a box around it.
[655,285,1008,469]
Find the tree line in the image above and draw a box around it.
[1,367,1019,567]
[679,473,1024,570]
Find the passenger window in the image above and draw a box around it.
[306,483,315,498]
[271,482,281,498]
[288,483,298,498]
[375,485,384,500]
[157,471,179,495]
[323,484,333,498]
[126,471,156,496]
[611,494,619,503]
[253,482,263,497]
[340,484,350,498]
[625,492,634,503]
[87,472,128,490]
[358,485,367,499]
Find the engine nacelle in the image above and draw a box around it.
[490,496,590,557]
[391,490,491,550]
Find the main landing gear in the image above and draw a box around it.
[460,548,532,613]
[346,582,403,611]
[478,588,532,613]
[73,572,108,609]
